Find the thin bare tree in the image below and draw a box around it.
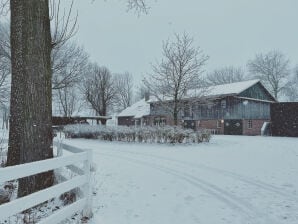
[0,0,9,16]
[206,66,246,86]
[49,0,78,50]
[52,41,89,89]
[83,64,117,124]
[126,0,149,14]
[143,33,209,125]
[0,22,10,61]
[0,22,10,105]
[55,85,81,116]
[0,57,10,105]
[115,72,133,111]
[135,82,150,101]
[0,21,88,90]
[284,68,298,102]
[0,22,11,130]
[247,51,290,99]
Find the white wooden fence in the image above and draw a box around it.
[0,140,93,223]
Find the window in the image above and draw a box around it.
[217,120,222,128]
[207,102,213,109]
[221,99,226,109]
[154,117,166,126]
[184,103,190,117]
[248,119,253,129]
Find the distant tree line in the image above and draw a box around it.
[142,42,297,104]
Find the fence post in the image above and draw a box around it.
[82,148,93,218]
[57,140,63,157]
[56,130,64,157]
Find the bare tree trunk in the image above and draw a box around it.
[7,0,54,197]
[173,110,178,126]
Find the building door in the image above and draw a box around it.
[224,119,243,135]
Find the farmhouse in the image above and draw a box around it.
[117,79,277,135]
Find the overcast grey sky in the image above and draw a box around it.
[70,0,298,85]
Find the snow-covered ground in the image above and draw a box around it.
[65,135,298,224]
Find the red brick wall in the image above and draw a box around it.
[198,120,224,134]
[198,119,268,135]
[118,116,268,136]
[242,119,269,136]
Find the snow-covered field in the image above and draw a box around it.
[63,135,298,224]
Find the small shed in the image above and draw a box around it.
[117,98,150,126]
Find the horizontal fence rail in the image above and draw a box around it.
[0,140,93,223]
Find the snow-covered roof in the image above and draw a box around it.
[204,79,260,97]
[117,98,150,118]
[148,79,261,103]
[118,80,263,118]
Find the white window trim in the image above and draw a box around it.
[248,119,253,129]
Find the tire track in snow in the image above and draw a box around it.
[96,151,279,224]
[99,147,297,202]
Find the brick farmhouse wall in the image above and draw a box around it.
[198,120,224,134]
[118,115,269,136]
[198,119,268,135]
[242,119,269,136]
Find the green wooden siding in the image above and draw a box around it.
[149,83,274,120]
[239,83,274,101]
[191,97,270,120]
[151,97,271,120]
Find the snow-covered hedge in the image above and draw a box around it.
[63,125,211,144]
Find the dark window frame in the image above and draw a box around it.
[217,120,222,128]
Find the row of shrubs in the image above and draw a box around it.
[63,125,211,144]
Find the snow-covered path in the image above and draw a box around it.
[65,136,298,224]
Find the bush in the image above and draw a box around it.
[63,124,211,144]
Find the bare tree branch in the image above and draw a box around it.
[144,33,209,125]
[114,72,133,111]
[126,0,149,15]
[49,0,78,50]
[83,64,117,124]
[0,20,87,91]
[54,86,81,116]
[284,68,298,102]
[0,22,10,60]
[206,66,247,86]
[0,22,11,107]
[247,50,290,99]
[0,57,10,106]
[135,82,150,101]
[52,41,89,89]
[0,0,9,16]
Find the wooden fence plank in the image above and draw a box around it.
[0,142,93,222]
[0,152,87,183]
[0,175,87,219]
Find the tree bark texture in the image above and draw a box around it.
[7,0,54,197]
